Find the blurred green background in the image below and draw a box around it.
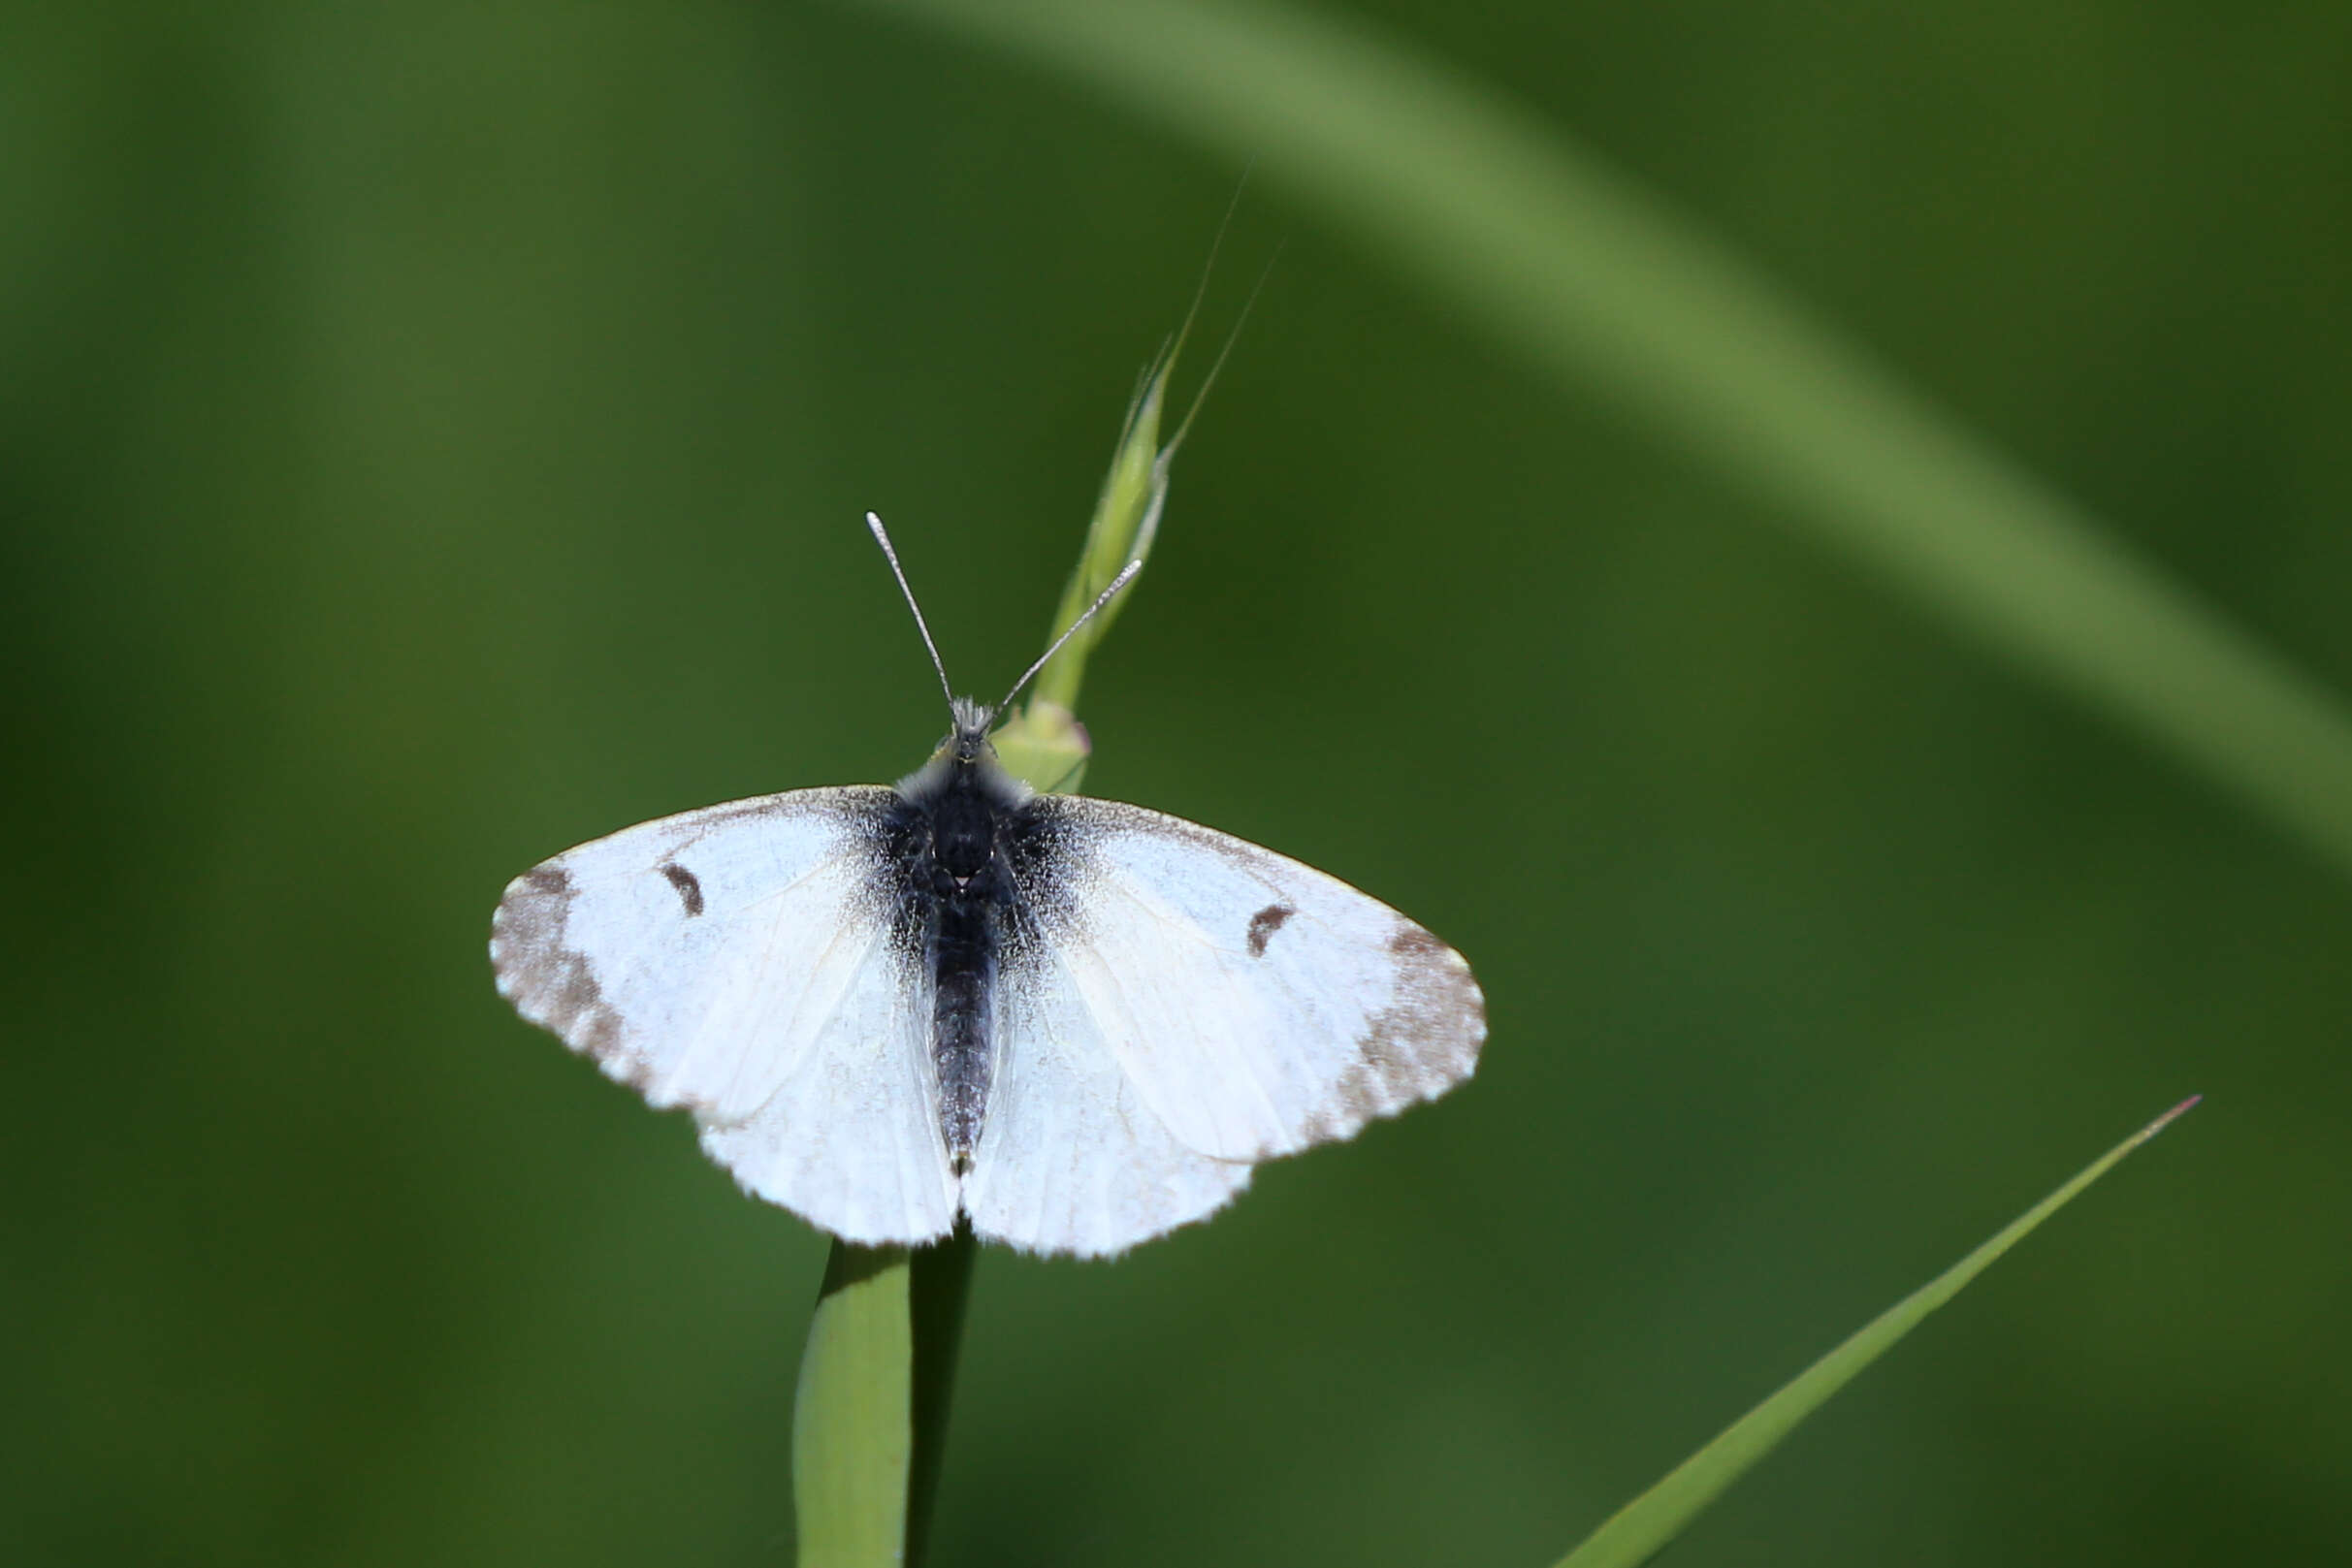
[8,2,2349,1563]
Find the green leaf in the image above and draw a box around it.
[1554,1098,2201,1568]
[868,0,2352,880]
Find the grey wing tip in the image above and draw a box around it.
[1278,922,1487,1152]
[485,858,629,1065]
[1374,919,1488,1095]
[487,863,564,990]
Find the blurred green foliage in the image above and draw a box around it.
[5,3,2348,1566]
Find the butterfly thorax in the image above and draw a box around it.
[887,724,1046,1173]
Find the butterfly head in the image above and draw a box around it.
[945,697,998,763]
[899,696,1026,808]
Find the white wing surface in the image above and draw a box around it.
[964,798,1486,1256]
[489,788,959,1246]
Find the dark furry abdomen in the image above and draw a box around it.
[885,754,1048,1172]
[926,880,997,1169]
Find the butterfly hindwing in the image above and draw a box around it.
[489,787,959,1247]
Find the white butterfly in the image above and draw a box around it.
[489,518,1485,1257]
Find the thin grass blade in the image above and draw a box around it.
[1555,1098,2201,1568]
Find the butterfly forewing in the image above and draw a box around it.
[963,797,1486,1255]
[489,788,960,1246]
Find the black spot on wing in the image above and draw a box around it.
[660,861,705,916]
[1245,903,1295,957]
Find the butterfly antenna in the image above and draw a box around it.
[866,512,958,720]
[996,559,1143,715]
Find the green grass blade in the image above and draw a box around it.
[793,1244,915,1567]
[1555,1098,2201,1568]
[868,0,2352,881]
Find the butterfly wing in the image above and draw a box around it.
[489,787,960,1247]
[963,797,1486,1256]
